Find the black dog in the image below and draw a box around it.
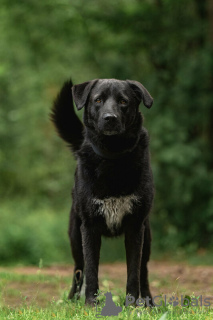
[51,78,154,306]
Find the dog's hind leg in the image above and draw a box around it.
[68,209,84,300]
[140,217,153,306]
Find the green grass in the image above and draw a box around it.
[1,304,212,320]
[1,295,213,320]
[0,271,213,320]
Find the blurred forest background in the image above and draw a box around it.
[0,0,213,266]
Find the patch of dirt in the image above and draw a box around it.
[2,281,65,308]
[1,261,213,308]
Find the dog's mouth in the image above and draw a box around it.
[103,130,120,136]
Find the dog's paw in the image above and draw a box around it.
[85,298,97,307]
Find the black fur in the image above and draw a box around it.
[51,78,154,306]
[51,80,84,153]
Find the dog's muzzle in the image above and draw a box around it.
[99,113,122,135]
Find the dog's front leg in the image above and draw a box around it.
[125,223,144,302]
[81,222,101,306]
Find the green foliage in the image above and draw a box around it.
[0,200,126,265]
[0,0,213,263]
[0,201,70,265]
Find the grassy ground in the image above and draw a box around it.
[1,262,213,319]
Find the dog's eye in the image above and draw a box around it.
[95,98,102,103]
[119,99,127,105]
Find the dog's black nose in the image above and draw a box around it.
[103,113,117,121]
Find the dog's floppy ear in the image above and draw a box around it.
[72,80,98,110]
[127,80,153,108]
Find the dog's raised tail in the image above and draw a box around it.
[51,80,84,153]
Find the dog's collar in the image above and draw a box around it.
[91,142,129,160]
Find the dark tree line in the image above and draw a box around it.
[0,0,213,262]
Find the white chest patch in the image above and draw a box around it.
[92,195,138,232]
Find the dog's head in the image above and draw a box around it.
[72,79,153,136]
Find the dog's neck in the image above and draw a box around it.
[85,113,143,160]
[90,140,130,159]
